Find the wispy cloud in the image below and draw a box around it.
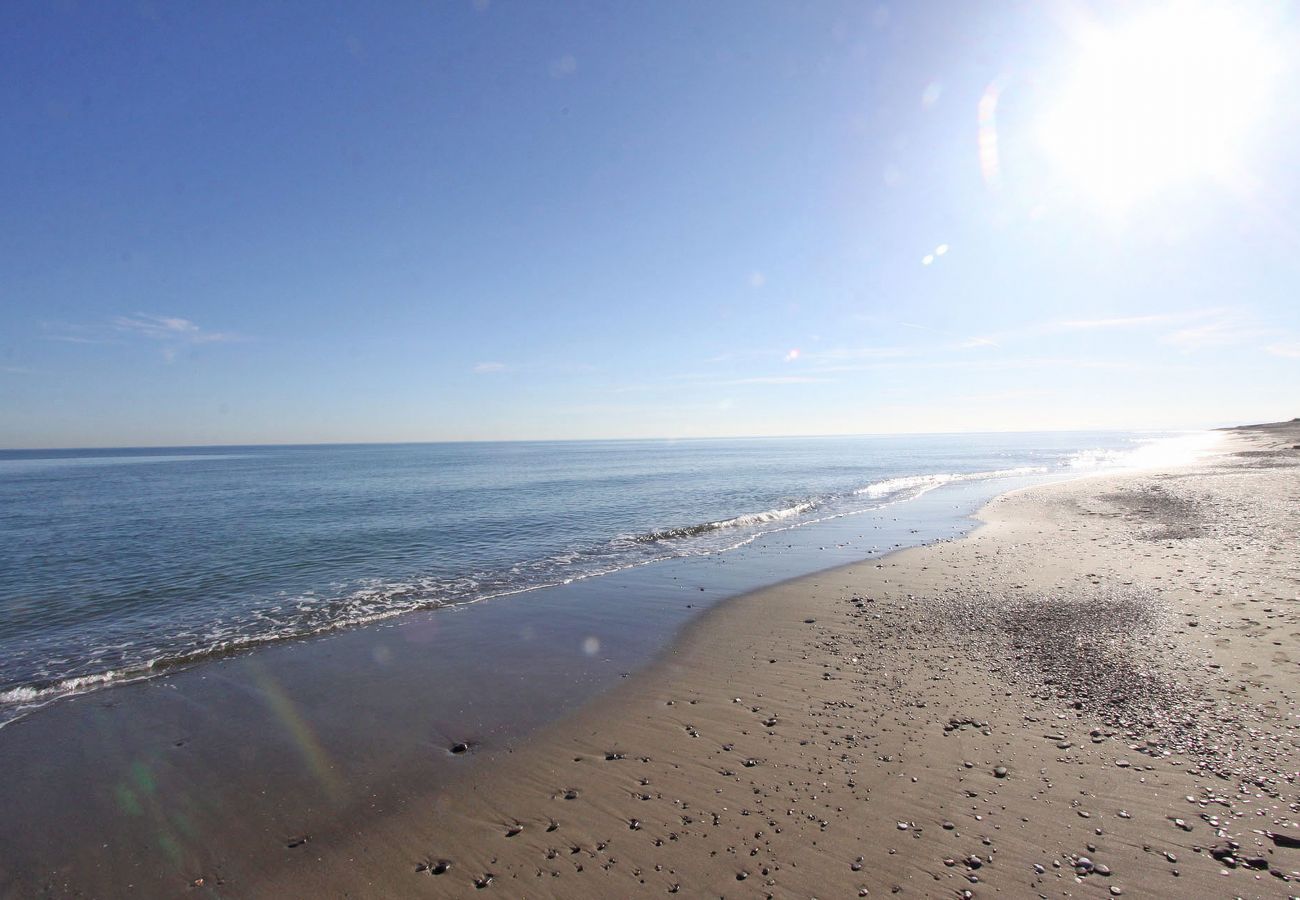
[716,375,833,385]
[942,308,1232,353]
[1161,317,1265,351]
[1266,341,1300,358]
[1,365,33,375]
[1050,313,1187,331]
[107,313,243,362]
[800,346,908,364]
[42,313,243,362]
[959,388,1049,403]
[45,334,115,345]
[112,313,240,345]
[473,361,508,373]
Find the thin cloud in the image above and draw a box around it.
[44,334,116,345]
[1050,313,1185,331]
[41,313,247,362]
[800,346,908,363]
[473,361,508,373]
[941,308,1228,352]
[959,388,1048,403]
[1266,341,1300,358]
[113,313,240,344]
[1161,318,1265,351]
[716,376,833,385]
[548,54,577,78]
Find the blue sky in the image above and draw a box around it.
[2,1,1298,448]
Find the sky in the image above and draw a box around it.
[2,0,1298,448]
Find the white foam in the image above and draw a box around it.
[854,466,1048,500]
[1067,431,1222,471]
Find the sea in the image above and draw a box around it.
[0,430,1214,727]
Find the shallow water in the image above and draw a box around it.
[0,431,1173,722]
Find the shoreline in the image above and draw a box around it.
[0,457,1068,897]
[2,425,1296,897]
[0,449,1113,732]
[256,422,1298,897]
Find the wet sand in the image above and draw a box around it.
[250,422,1299,897]
[0,466,1036,897]
[3,423,1297,897]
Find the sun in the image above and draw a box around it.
[1038,4,1281,212]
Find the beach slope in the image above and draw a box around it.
[256,422,1299,897]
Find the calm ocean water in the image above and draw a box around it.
[0,431,1192,723]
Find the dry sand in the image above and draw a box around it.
[238,422,1300,898]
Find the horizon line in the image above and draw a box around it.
[0,421,1253,454]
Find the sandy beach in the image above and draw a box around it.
[2,423,1296,899]
[237,421,1297,898]
[8,3,1300,896]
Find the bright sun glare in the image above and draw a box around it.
[1039,4,1281,211]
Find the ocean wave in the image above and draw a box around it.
[1066,433,1221,471]
[0,460,1068,725]
[623,500,819,544]
[854,466,1049,500]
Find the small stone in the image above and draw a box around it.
[993,766,1008,778]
